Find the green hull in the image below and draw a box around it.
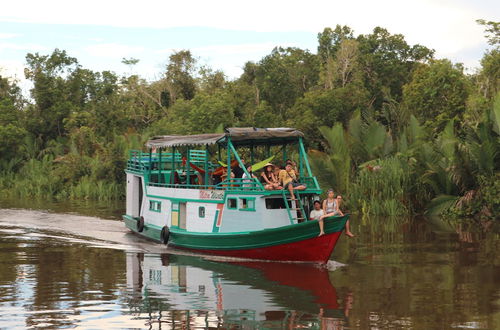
[123,213,348,260]
[168,215,348,250]
[123,214,348,248]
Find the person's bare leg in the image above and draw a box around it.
[345,220,355,237]
[288,184,295,199]
[318,219,325,236]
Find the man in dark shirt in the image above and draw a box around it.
[233,158,245,178]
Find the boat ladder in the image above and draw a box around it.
[282,190,307,224]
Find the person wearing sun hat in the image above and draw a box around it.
[260,163,282,190]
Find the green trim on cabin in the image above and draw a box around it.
[168,215,349,250]
[211,210,220,233]
[198,206,206,218]
[149,200,162,212]
[239,197,256,212]
[147,194,223,204]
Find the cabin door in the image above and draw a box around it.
[138,177,143,215]
[128,175,143,217]
[179,203,187,230]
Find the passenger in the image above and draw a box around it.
[196,172,203,186]
[233,159,245,178]
[309,200,324,220]
[278,161,306,200]
[321,189,340,216]
[241,166,257,188]
[260,163,282,190]
[337,195,354,237]
[219,168,235,187]
[309,200,326,236]
[274,166,282,180]
[285,159,299,173]
[320,189,354,237]
[213,173,223,185]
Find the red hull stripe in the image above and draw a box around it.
[175,231,343,264]
[216,203,224,227]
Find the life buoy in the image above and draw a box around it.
[160,226,170,244]
[137,216,145,232]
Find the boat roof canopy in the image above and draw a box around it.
[146,127,304,148]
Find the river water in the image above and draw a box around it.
[0,198,498,329]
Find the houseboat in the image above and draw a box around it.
[123,127,349,263]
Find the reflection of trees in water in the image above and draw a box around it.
[7,239,127,328]
[329,216,499,329]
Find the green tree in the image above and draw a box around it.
[255,47,319,120]
[402,59,470,133]
[476,19,500,46]
[0,75,26,163]
[356,27,434,108]
[24,49,79,143]
[164,50,197,104]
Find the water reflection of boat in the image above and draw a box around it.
[126,253,346,327]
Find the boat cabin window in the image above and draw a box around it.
[149,200,162,212]
[239,198,256,211]
[198,206,205,218]
[227,198,237,209]
[265,198,286,209]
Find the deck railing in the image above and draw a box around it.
[147,177,264,191]
[126,150,320,192]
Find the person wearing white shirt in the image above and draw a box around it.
[309,200,326,236]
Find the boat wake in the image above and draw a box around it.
[0,208,346,269]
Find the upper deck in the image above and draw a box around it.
[126,127,321,195]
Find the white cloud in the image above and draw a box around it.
[1,0,496,77]
[0,42,48,52]
[192,42,299,56]
[0,33,19,39]
[84,43,145,58]
[0,59,33,96]
[0,59,24,78]
[1,0,493,62]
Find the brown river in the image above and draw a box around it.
[0,197,498,329]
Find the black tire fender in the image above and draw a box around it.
[160,226,170,244]
[137,216,145,232]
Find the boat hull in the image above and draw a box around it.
[123,214,348,264]
[173,231,343,263]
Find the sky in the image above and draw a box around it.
[0,0,498,90]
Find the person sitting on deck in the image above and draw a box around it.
[260,163,282,190]
[319,189,354,237]
[285,159,299,174]
[336,194,354,237]
[241,166,257,188]
[309,200,325,236]
[278,161,306,200]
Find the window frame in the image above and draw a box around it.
[149,200,162,212]
[239,197,256,212]
[227,198,237,210]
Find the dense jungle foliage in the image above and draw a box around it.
[0,22,498,218]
